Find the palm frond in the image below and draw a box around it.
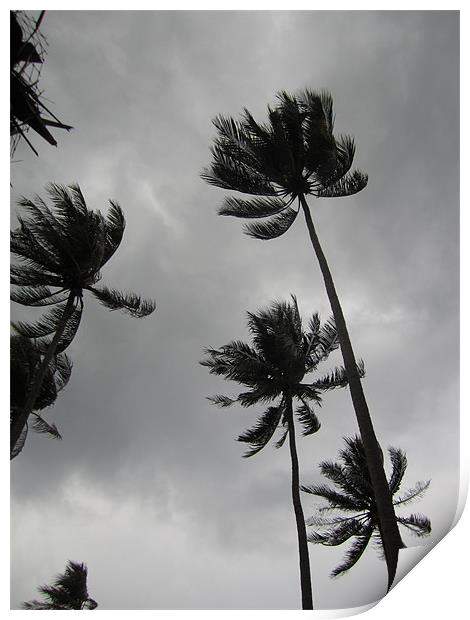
[10,264,63,288]
[274,427,289,449]
[393,481,431,507]
[219,196,289,219]
[10,285,68,306]
[307,518,365,547]
[397,513,431,536]
[243,207,298,240]
[10,425,28,460]
[295,400,321,436]
[301,483,362,512]
[89,286,156,317]
[11,302,69,339]
[201,147,277,196]
[31,413,62,439]
[34,305,83,355]
[316,169,368,198]
[206,394,236,407]
[102,200,125,265]
[201,340,274,386]
[309,360,364,391]
[236,382,281,407]
[388,447,407,494]
[330,527,374,577]
[308,316,339,366]
[237,403,284,457]
[50,352,73,392]
[316,134,356,189]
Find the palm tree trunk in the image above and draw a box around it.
[300,195,403,590]
[10,291,76,453]
[285,388,313,609]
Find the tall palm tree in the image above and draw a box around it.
[22,561,97,610]
[302,436,431,578]
[201,296,364,609]
[10,334,72,459]
[10,183,156,451]
[201,89,402,589]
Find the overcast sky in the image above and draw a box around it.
[10,10,459,611]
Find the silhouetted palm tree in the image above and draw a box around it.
[11,11,72,157]
[302,436,430,577]
[201,89,402,588]
[22,561,97,610]
[201,296,364,609]
[10,334,72,459]
[10,183,156,451]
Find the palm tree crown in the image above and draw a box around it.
[201,296,363,456]
[11,183,155,327]
[10,183,156,451]
[201,89,368,241]
[10,335,71,459]
[302,436,431,577]
[22,561,97,610]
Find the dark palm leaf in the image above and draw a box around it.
[10,285,68,306]
[295,400,321,436]
[88,285,156,317]
[219,196,290,219]
[30,413,62,439]
[393,481,431,507]
[238,403,284,457]
[316,170,368,198]
[330,527,374,577]
[206,394,236,408]
[396,514,431,536]
[388,447,407,494]
[11,425,28,460]
[310,360,365,391]
[244,207,298,240]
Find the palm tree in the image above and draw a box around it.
[10,183,156,452]
[201,88,402,589]
[11,11,72,157]
[22,561,97,610]
[201,296,364,609]
[10,334,72,459]
[302,436,431,578]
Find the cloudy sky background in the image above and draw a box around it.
[10,10,459,610]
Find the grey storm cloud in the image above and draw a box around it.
[10,10,458,610]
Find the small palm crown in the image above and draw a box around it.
[201,296,364,457]
[302,436,431,577]
[201,89,368,240]
[23,560,97,610]
[10,335,71,458]
[11,183,156,353]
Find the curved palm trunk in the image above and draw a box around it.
[10,291,76,453]
[285,389,313,609]
[300,195,403,591]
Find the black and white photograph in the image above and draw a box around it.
[10,9,459,612]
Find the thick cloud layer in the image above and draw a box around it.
[10,10,458,610]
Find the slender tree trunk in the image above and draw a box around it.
[10,291,76,453]
[285,388,313,610]
[300,195,403,591]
